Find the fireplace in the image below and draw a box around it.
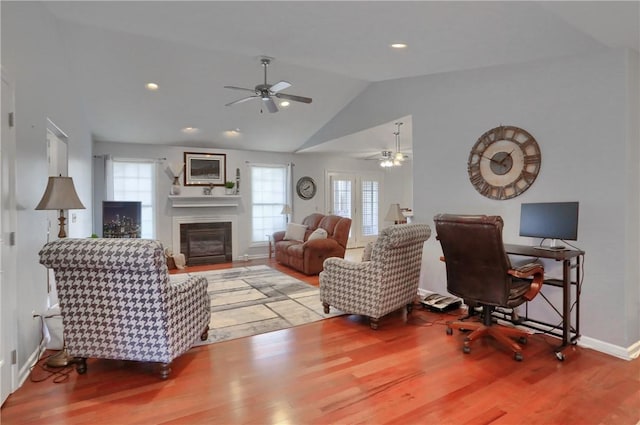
[172,215,239,265]
[180,222,232,265]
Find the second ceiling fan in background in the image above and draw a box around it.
[224,57,312,113]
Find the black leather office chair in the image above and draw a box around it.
[433,214,544,361]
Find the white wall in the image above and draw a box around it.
[307,48,640,350]
[2,2,93,371]
[93,142,404,257]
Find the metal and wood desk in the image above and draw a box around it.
[502,244,585,360]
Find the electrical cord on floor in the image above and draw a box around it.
[28,314,74,384]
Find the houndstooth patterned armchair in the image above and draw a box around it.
[319,223,431,329]
[39,238,211,379]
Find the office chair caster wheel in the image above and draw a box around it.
[518,336,528,345]
[462,346,471,354]
[514,352,523,362]
[446,327,453,335]
[555,352,565,361]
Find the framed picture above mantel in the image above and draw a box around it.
[184,152,226,186]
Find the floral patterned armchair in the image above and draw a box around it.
[319,223,431,329]
[39,238,210,379]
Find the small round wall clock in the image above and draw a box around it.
[467,125,541,200]
[296,176,317,200]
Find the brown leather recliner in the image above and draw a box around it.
[273,213,352,275]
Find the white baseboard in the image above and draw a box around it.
[17,341,46,390]
[578,336,639,361]
[415,289,639,361]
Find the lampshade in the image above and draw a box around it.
[281,204,292,215]
[36,176,85,238]
[384,203,404,222]
[36,176,85,211]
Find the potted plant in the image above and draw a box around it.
[225,181,235,195]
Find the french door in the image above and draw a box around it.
[327,172,381,248]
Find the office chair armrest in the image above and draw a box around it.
[508,263,544,301]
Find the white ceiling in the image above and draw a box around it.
[40,1,639,158]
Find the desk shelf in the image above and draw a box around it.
[504,243,584,360]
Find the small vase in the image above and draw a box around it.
[171,177,181,195]
[225,188,235,195]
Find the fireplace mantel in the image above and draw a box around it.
[168,195,240,208]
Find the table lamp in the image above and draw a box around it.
[36,176,85,238]
[385,203,405,224]
[281,204,292,224]
[35,176,85,367]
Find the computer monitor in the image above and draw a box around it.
[519,202,579,250]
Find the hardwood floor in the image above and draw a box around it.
[2,258,639,425]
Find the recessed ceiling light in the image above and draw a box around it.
[145,82,159,91]
[279,101,290,107]
[391,43,408,49]
[224,129,241,137]
[181,127,199,134]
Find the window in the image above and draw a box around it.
[110,159,155,239]
[361,180,379,236]
[250,164,288,243]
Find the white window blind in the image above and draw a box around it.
[110,159,155,239]
[332,179,352,218]
[361,180,379,236]
[250,164,288,243]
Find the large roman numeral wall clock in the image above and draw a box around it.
[467,125,541,200]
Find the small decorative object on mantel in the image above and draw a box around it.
[168,162,185,195]
[225,181,235,195]
[203,184,213,195]
[171,176,181,195]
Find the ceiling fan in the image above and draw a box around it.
[365,122,408,167]
[224,57,312,113]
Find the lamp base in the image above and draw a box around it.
[45,347,73,368]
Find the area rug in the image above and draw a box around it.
[170,265,343,345]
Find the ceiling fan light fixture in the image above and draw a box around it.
[280,100,290,107]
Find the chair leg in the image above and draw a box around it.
[446,313,529,360]
[200,325,210,341]
[158,362,172,380]
[75,358,87,374]
[406,303,413,314]
[369,317,379,330]
[323,303,330,314]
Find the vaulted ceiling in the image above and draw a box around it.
[41,1,639,158]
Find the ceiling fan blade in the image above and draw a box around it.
[225,96,259,107]
[224,85,257,93]
[270,81,291,93]
[275,93,312,104]
[263,97,278,113]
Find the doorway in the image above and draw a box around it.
[45,120,68,306]
[327,171,382,248]
[1,68,18,406]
